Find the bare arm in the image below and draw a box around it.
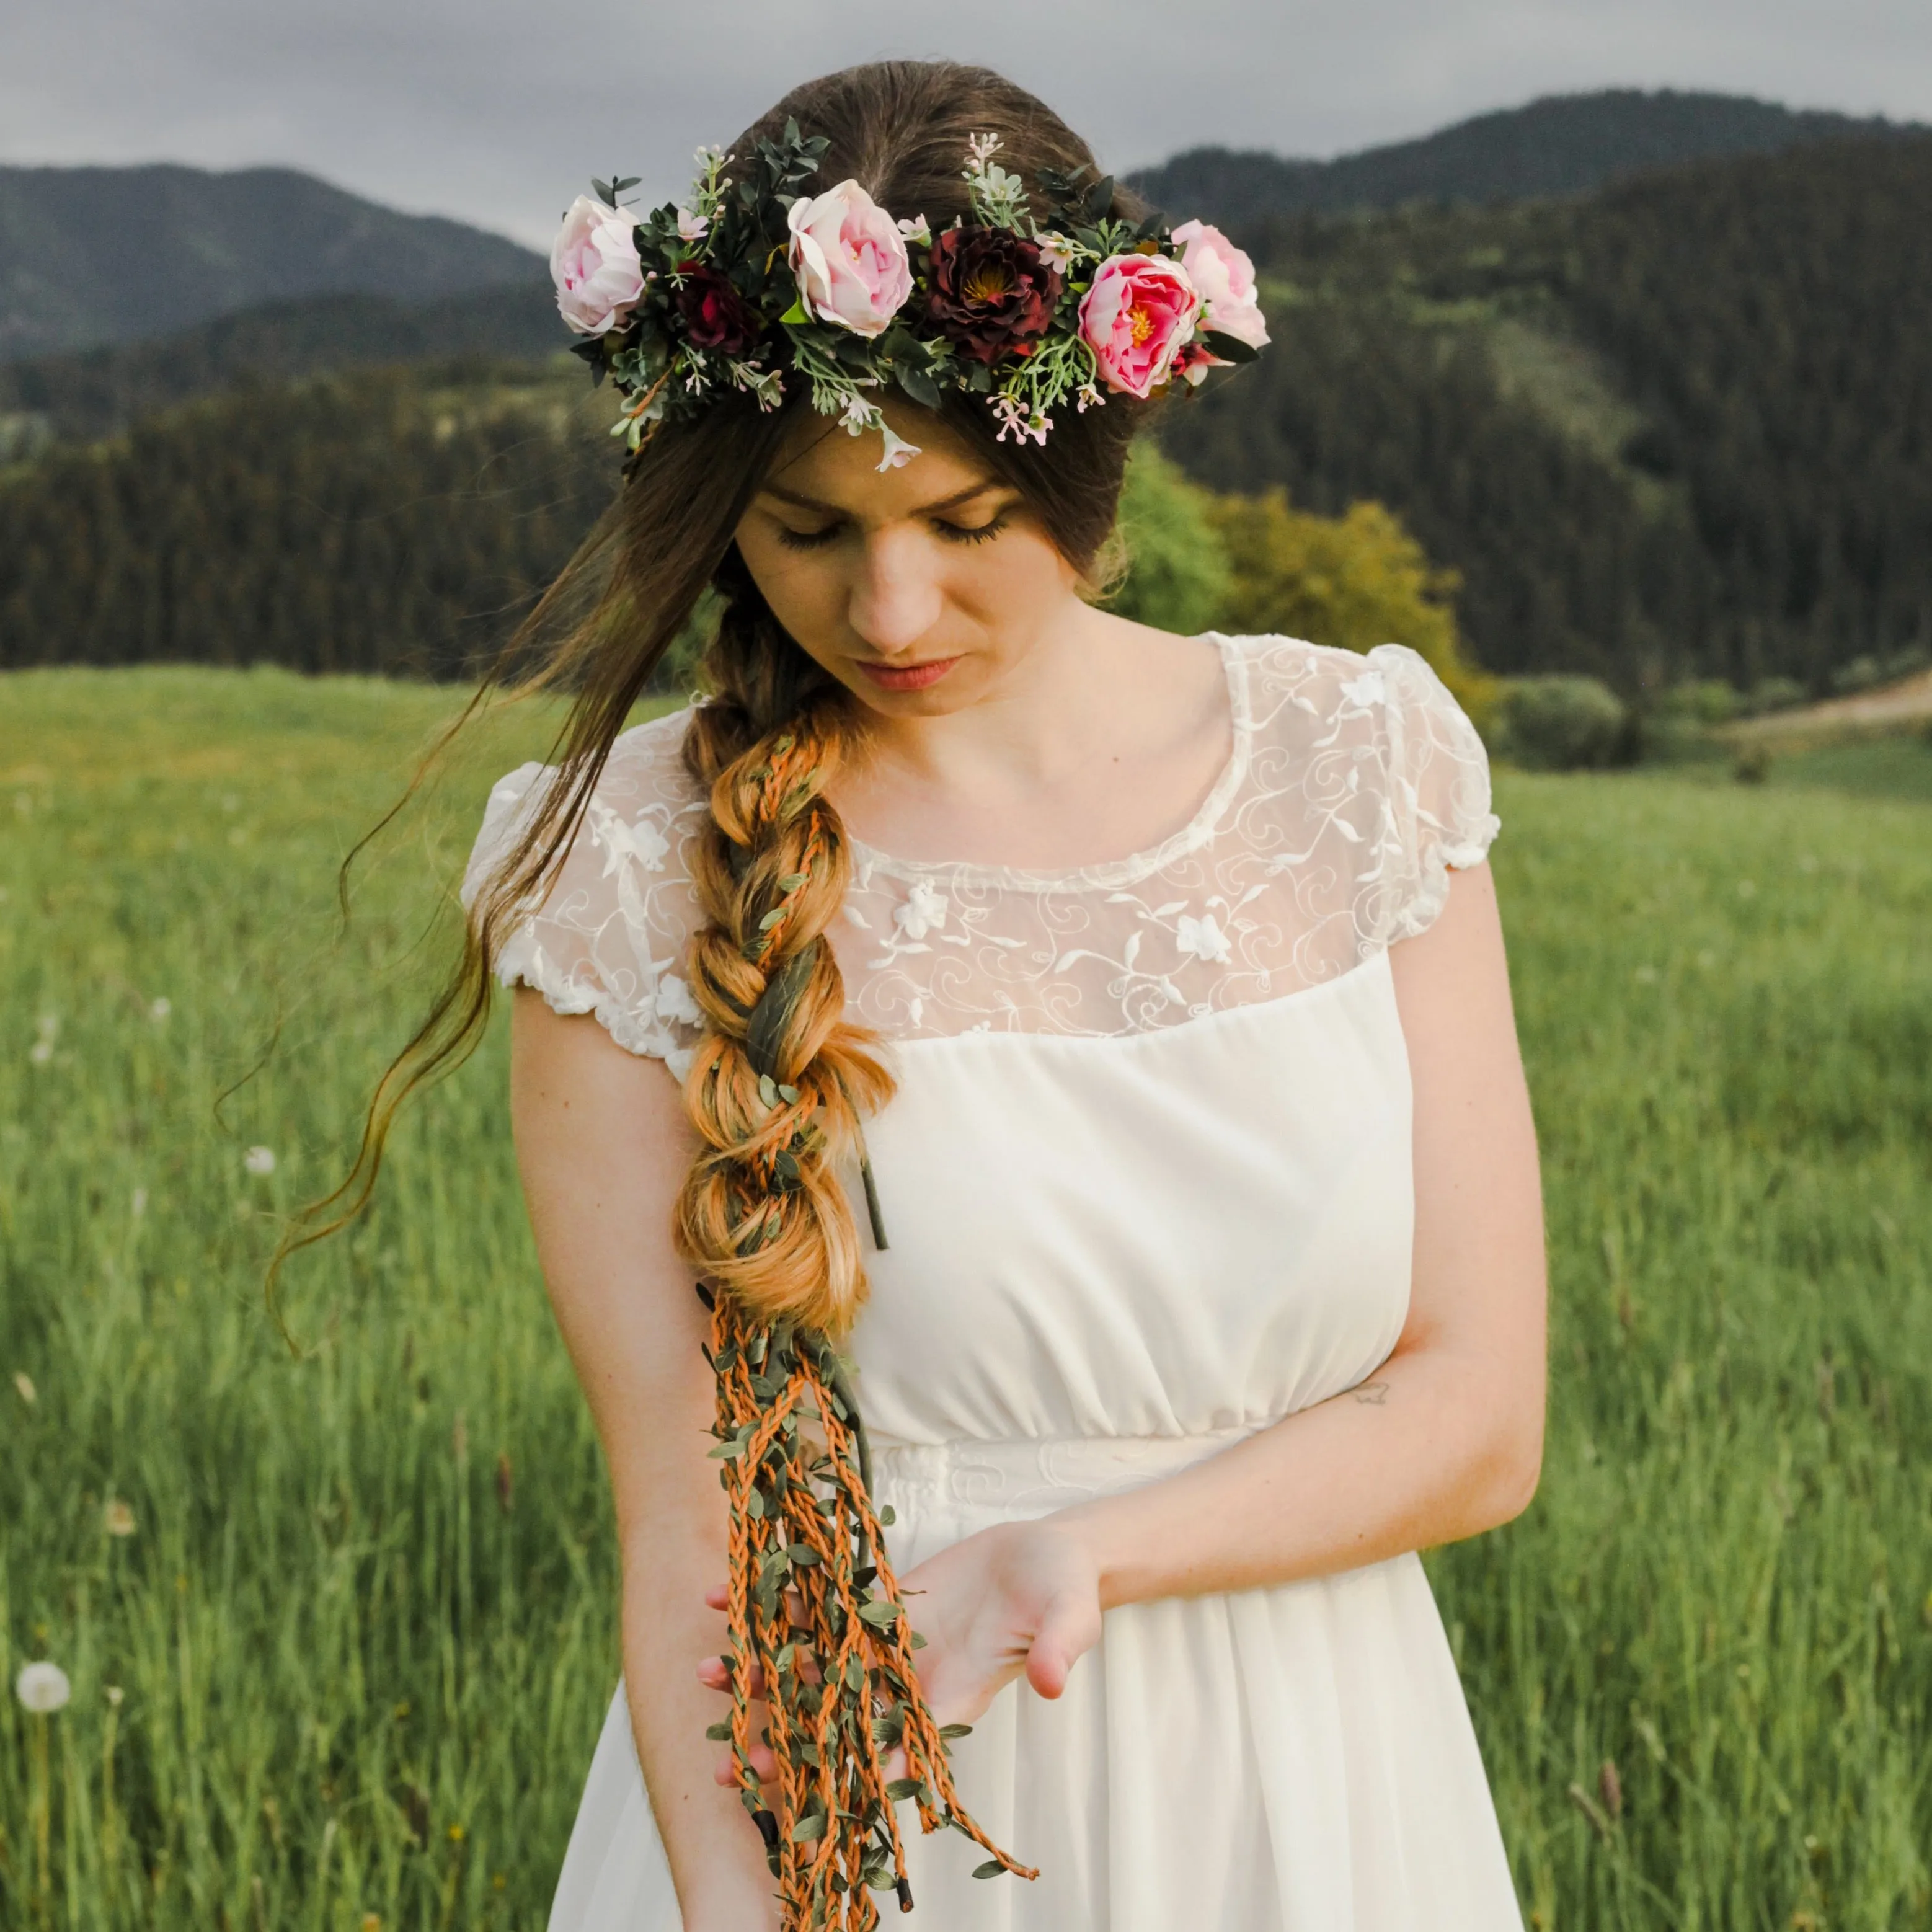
[1053,860,1547,1605]
[508,990,777,1932]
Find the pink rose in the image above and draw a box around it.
[786,179,912,338]
[1078,254,1199,399]
[551,195,645,336]
[1170,219,1270,352]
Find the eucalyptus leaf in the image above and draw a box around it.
[972,1861,1008,1879]
[1200,329,1261,364]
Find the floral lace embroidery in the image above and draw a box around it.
[459,634,1500,1068]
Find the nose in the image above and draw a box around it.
[846,528,942,657]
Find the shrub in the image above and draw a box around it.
[1493,675,1630,770]
[1103,443,1231,636]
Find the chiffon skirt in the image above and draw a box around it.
[546,1430,1524,1930]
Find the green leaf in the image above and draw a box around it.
[895,361,943,410]
[780,296,810,325]
[757,908,786,931]
[972,1860,1008,1879]
[1199,329,1260,365]
[787,1543,821,1567]
[704,1720,733,1741]
[857,1598,900,1627]
[789,1812,827,1843]
[937,1722,973,1740]
[884,1777,926,1802]
[1083,174,1116,220]
[878,1504,896,1527]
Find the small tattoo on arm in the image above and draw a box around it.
[1353,1380,1391,1405]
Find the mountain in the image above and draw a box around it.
[1159,131,1932,694]
[0,278,558,446]
[1129,88,1921,233]
[0,163,543,363]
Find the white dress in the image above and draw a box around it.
[462,631,1522,1931]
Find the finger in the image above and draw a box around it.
[713,1743,779,1784]
[697,1654,766,1697]
[704,1584,729,1612]
[1024,1597,1093,1701]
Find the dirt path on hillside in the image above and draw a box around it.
[1727,668,1932,742]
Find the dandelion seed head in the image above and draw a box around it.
[15,1661,71,1714]
[104,1499,137,1537]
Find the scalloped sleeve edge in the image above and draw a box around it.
[1368,643,1502,944]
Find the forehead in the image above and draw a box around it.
[758,407,1003,513]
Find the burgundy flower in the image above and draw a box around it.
[673,262,761,357]
[923,228,1064,366]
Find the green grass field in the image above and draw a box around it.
[3,668,1929,1930]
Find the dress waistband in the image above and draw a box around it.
[867,1426,1262,1517]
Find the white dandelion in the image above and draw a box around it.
[16,1662,71,1714]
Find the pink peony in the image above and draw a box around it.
[786,179,912,338]
[1169,219,1270,352]
[551,195,645,336]
[1078,254,1199,399]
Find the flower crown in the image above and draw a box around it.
[549,120,1269,473]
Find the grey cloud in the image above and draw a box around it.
[2,0,1926,247]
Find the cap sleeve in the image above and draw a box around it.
[1365,642,1500,943]
[459,712,709,1076]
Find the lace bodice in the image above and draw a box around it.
[459,634,1499,1076]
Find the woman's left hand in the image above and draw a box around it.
[698,1517,1104,1786]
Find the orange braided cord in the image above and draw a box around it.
[704,1291,1037,1925]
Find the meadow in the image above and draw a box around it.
[2,667,1929,1930]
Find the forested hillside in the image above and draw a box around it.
[0,363,613,677]
[0,163,540,362]
[4,117,1928,696]
[1161,131,1932,691]
[1129,89,1919,231]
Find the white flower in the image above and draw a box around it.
[907,996,925,1028]
[664,1045,696,1084]
[104,1499,136,1537]
[895,213,931,247]
[875,423,921,472]
[1340,670,1386,710]
[148,997,171,1022]
[596,812,669,875]
[1035,231,1078,272]
[1176,912,1231,965]
[16,1662,71,1714]
[243,1146,277,1176]
[654,973,703,1029]
[894,880,949,942]
[675,206,709,241]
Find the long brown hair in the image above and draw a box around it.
[276,59,1151,1319]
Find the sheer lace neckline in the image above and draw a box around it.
[845,630,1250,897]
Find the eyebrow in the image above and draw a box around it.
[758,478,1008,517]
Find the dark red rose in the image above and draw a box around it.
[923,228,1064,365]
[674,262,761,357]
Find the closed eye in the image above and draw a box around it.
[768,507,1013,553]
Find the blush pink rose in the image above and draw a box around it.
[1170,219,1270,352]
[551,195,645,335]
[786,179,912,338]
[1078,254,1199,399]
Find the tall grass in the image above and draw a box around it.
[2,668,1928,1929]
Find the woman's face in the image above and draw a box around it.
[732,397,1086,718]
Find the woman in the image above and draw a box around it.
[459,58,1544,1932]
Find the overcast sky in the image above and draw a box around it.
[4,0,1928,249]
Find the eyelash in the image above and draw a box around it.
[774,514,1011,553]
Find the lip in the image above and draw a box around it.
[855,655,961,693]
